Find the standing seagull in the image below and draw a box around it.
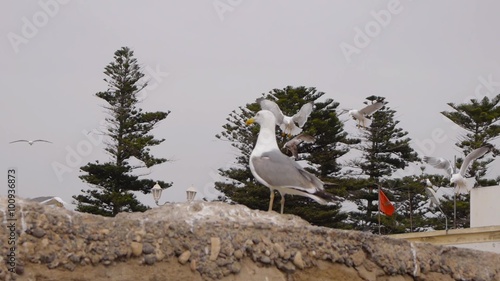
[423,144,494,194]
[257,98,313,136]
[347,101,384,128]
[246,110,336,214]
[283,133,316,160]
[9,139,52,146]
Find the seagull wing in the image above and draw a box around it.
[459,145,493,176]
[425,187,441,207]
[292,102,314,127]
[9,140,29,144]
[33,139,52,144]
[359,101,384,115]
[423,156,453,176]
[251,149,324,193]
[257,98,285,125]
[283,134,315,159]
[294,133,316,144]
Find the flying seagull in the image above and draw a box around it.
[256,98,313,136]
[347,101,385,129]
[421,179,448,232]
[283,133,316,160]
[9,139,52,146]
[246,110,336,214]
[422,179,441,209]
[423,144,494,194]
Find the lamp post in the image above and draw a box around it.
[151,182,168,206]
[186,186,198,202]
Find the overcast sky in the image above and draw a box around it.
[1,1,499,209]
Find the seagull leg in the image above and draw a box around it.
[268,190,275,212]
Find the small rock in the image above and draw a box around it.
[210,237,221,261]
[178,250,191,265]
[234,249,243,260]
[229,262,242,274]
[293,251,305,269]
[260,256,272,264]
[273,243,285,258]
[130,242,143,257]
[31,228,46,238]
[15,264,25,275]
[190,259,197,272]
[155,250,165,261]
[144,255,156,265]
[63,262,76,271]
[142,243,155,255]
[276,260,296,274]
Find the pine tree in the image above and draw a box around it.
[441,94,500,185]
[215,86,352,228]
[347,96,420,232]
[73,47,171,216]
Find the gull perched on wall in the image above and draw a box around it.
[423,144,494,194]
[246,110,336,214]
[9,139,52,145]
[256,98,313,136]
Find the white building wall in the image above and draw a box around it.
[470,185,500,228]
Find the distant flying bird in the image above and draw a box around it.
[256,98,314,136]
[283,133,316,160]
[9,139,52,146]
[423,144,494,194]
[346,101,385,129]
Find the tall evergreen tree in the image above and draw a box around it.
[73,47,171,217]
[215,86,353,228]
[347,96,420,232]
[441,94,500,185]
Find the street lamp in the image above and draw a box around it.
[186,186,198,202]
[151,182,168,206]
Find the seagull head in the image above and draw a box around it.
[246,110,276,127]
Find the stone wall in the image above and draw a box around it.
[1,198,499,281]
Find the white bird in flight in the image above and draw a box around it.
[9,139,52,146]
[423,144,494,194]
[347,101,385,129]
[422,179,441,209]
[256,98,314,136]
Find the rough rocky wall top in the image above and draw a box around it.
[0,198,499,281]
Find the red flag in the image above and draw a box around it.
[379,189,395,216]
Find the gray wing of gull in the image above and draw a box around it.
[292,102,314,127]
[283,134,316,159]
[257,98,284,125]
[9,140,29,144]
[359,101,384,115]
[459,145,492,176]
[423,156,454,176]
[33,139,52,143]
[251,149,323,193]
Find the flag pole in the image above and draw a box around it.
[378,184,381,235]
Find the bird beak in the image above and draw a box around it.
[245,118,255,125]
